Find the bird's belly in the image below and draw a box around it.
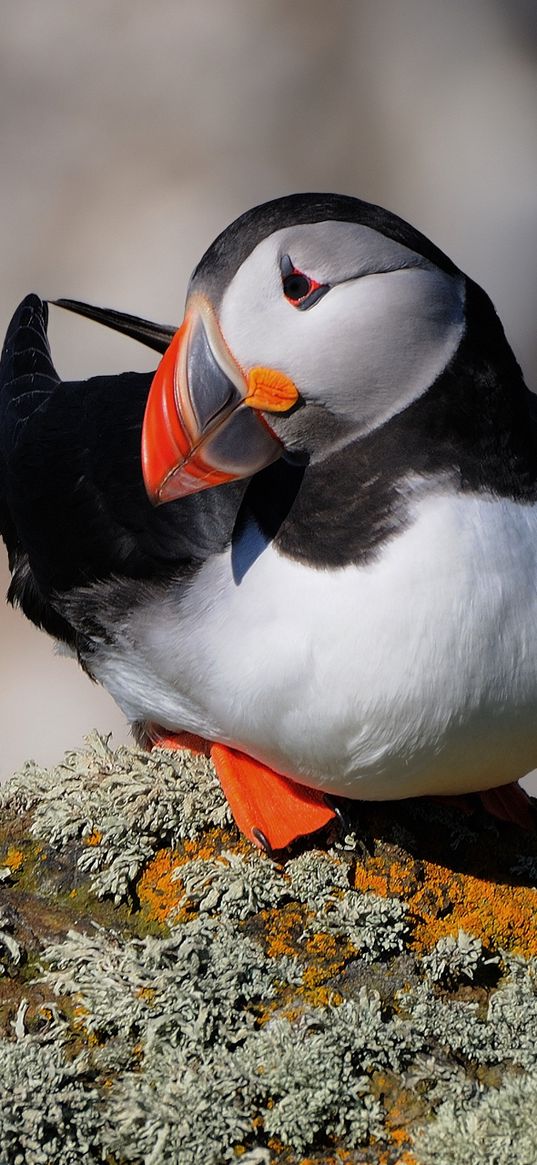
[94,491,537,798]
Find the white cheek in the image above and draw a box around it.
[220,266,465,433]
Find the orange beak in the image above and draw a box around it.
[141,295,300,504]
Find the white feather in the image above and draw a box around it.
[219,222,465,436]
[93,486,537,799]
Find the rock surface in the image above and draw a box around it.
[0,734,536,1164]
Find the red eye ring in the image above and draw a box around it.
[283,270,320,304]
[281,254,325,308]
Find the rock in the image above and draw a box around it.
[0,733,536,1164]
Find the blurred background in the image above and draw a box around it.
[1,0,536,790]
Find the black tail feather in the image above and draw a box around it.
[0,294,61,576]
[50,298,176,354]
[1,294,59,399]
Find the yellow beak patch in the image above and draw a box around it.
[245,366,300,413]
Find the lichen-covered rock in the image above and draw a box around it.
[0,733,536,1164]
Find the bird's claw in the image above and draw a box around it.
[324,793,375,856]
[323,793,352,834]
[251,827,275,859]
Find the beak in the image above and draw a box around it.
[141,294,300,503]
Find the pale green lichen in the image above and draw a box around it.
[38,927,405,1161]
[0,735,536,1163]
[104,1041,256,1164]
[40,917,301,1057]
[167,843,409,967]
[284,849,351,906]
[400,960,537,1070]
[312,887,409,961]
[1,732,231,903]
[279,849,409,962]
[0,1035,103,1164]
[170,849,289,920]
[422,929,495,987]
[169,847,355,925]
[0,908,22,975]
[413,1075,537,1165]
[234,999,388,1153]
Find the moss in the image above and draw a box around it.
[0,839,48,895]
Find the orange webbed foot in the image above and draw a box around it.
[432,781,536,831]
[150,728,211,757]
[149,728,336,852]
[210,743,336,854]
[478,781,536,831]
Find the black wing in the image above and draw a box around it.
[0,295,244,643]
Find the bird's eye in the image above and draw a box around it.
[280,254,328,310]
[283,271,311,302]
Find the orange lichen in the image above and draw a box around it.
[260,902,358,980]
[301,983,343,1009]
[372,1070,426,1147]
[136,831,249,925]
[391,1128,408,1142]
[260,902,311,960]
[137,848,183,925]
[72,1004,89,1020]
[255,901,359,1017]
[377,1151,417,1165]
[267,1136,285,1152]
[304,931,351,963]
[182,828,250,861]
[277,984,344,1026]
[83,830,103,847]
[354,854,537,957]
[375,1137,418,1165]
[353,856,421,901]
[4,845,24,871]
[302,930,358,989]
[183,834,222,862]
[136,986,156,1004]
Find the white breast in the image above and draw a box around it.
[93,488,537,800]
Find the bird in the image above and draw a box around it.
[1,191,536,853]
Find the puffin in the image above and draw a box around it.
[1,192,536,853]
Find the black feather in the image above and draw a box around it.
[51,298,176,353]
[0,295,245,651]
